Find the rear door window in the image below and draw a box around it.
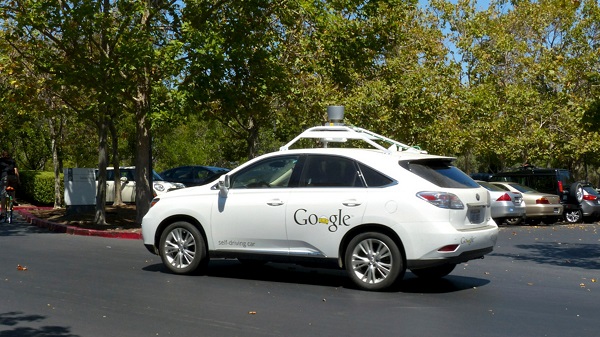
[299,155,363,187]
[400,159,479,188]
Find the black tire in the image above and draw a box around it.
[411,264,456,279]
[505,217,523,226]
[344,232,404,291]
[569,183,584,203]
[564,209,583,223]
[159,221,207,274]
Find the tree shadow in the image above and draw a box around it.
[0,217,58,237]
[493,242,600,269]
[0,312,79,337]
[143,260,490,293]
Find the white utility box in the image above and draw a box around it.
[64,168,96,206]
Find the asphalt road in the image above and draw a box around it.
[0,213,598,337]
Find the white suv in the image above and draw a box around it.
[100,167,185,203]
[141,108,498,291]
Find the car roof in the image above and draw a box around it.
[494,167,569,175]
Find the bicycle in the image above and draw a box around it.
[3,185,15,224]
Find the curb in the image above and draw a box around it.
[15,207,142,240]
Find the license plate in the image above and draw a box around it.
[468,206,484,224]
[553,208,560,214]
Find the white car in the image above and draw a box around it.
[99,167,185,203]
[141,108,498,291]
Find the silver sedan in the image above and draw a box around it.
[477,181,526,225]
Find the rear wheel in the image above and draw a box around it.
[159,221,207,274]
[564,209,582,223]
[411,264,456,279]
[344,232,404,291]
[505,217,523,226]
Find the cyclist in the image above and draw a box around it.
[0,150,19,220]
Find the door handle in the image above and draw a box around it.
[342,199,362,207]
[267,199,284,206]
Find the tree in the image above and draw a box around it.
[1,0,185,223]
[429,0,600,177]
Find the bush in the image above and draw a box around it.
[18,170,64,206]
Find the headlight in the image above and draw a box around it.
[154,183,165,192]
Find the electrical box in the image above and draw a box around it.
[64,168,96,206]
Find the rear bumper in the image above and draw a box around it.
[525,204,563,217]
[407,247,494,270]
[491,205,526,219]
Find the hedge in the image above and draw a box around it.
[18,170,64,206]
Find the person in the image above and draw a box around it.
[0,150,19,219]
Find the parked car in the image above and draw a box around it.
[476,181,526,225]
[490,182,563,224]
[580,182,600,222]
[490,166,587,223]
[159,165,230,187]
[98,167,185,203]
[141,107,499,291]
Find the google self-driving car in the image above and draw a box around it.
[141,107,498,291]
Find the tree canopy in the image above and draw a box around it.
[1,0,599,220]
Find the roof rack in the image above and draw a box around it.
[279,106,426,154]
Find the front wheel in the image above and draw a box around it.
[564,209,583,223]
[344,232,404,291]
[159,221,207,274]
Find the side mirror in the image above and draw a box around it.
[218,175,231,197]
[120,176,128,183]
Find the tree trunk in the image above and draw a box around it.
[48,116,64,208]
[94,115,108,226]
[134,2,154,224]
[109,120,124,205]
[135,99,152,224]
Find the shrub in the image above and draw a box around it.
[18,170,64,206]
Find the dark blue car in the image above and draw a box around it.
[159,165,230,187]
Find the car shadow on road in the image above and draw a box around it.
[143,260,490,293]
[493,242,600,270]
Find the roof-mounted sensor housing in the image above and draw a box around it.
[279,106,427,154]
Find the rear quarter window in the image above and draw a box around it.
[400,159,479,188]
[357,162,393,187]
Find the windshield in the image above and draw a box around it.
[153,171,164,181]
[505,183,538,193]
[477,181,505,192]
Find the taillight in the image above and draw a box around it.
[558,181,563,193]
[583,194,597,201]
[496,193,512,201]
[536,198,550,204]
[417,192,464,209]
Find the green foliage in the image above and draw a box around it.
[1,0,600,187]
[19,170,64,205]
